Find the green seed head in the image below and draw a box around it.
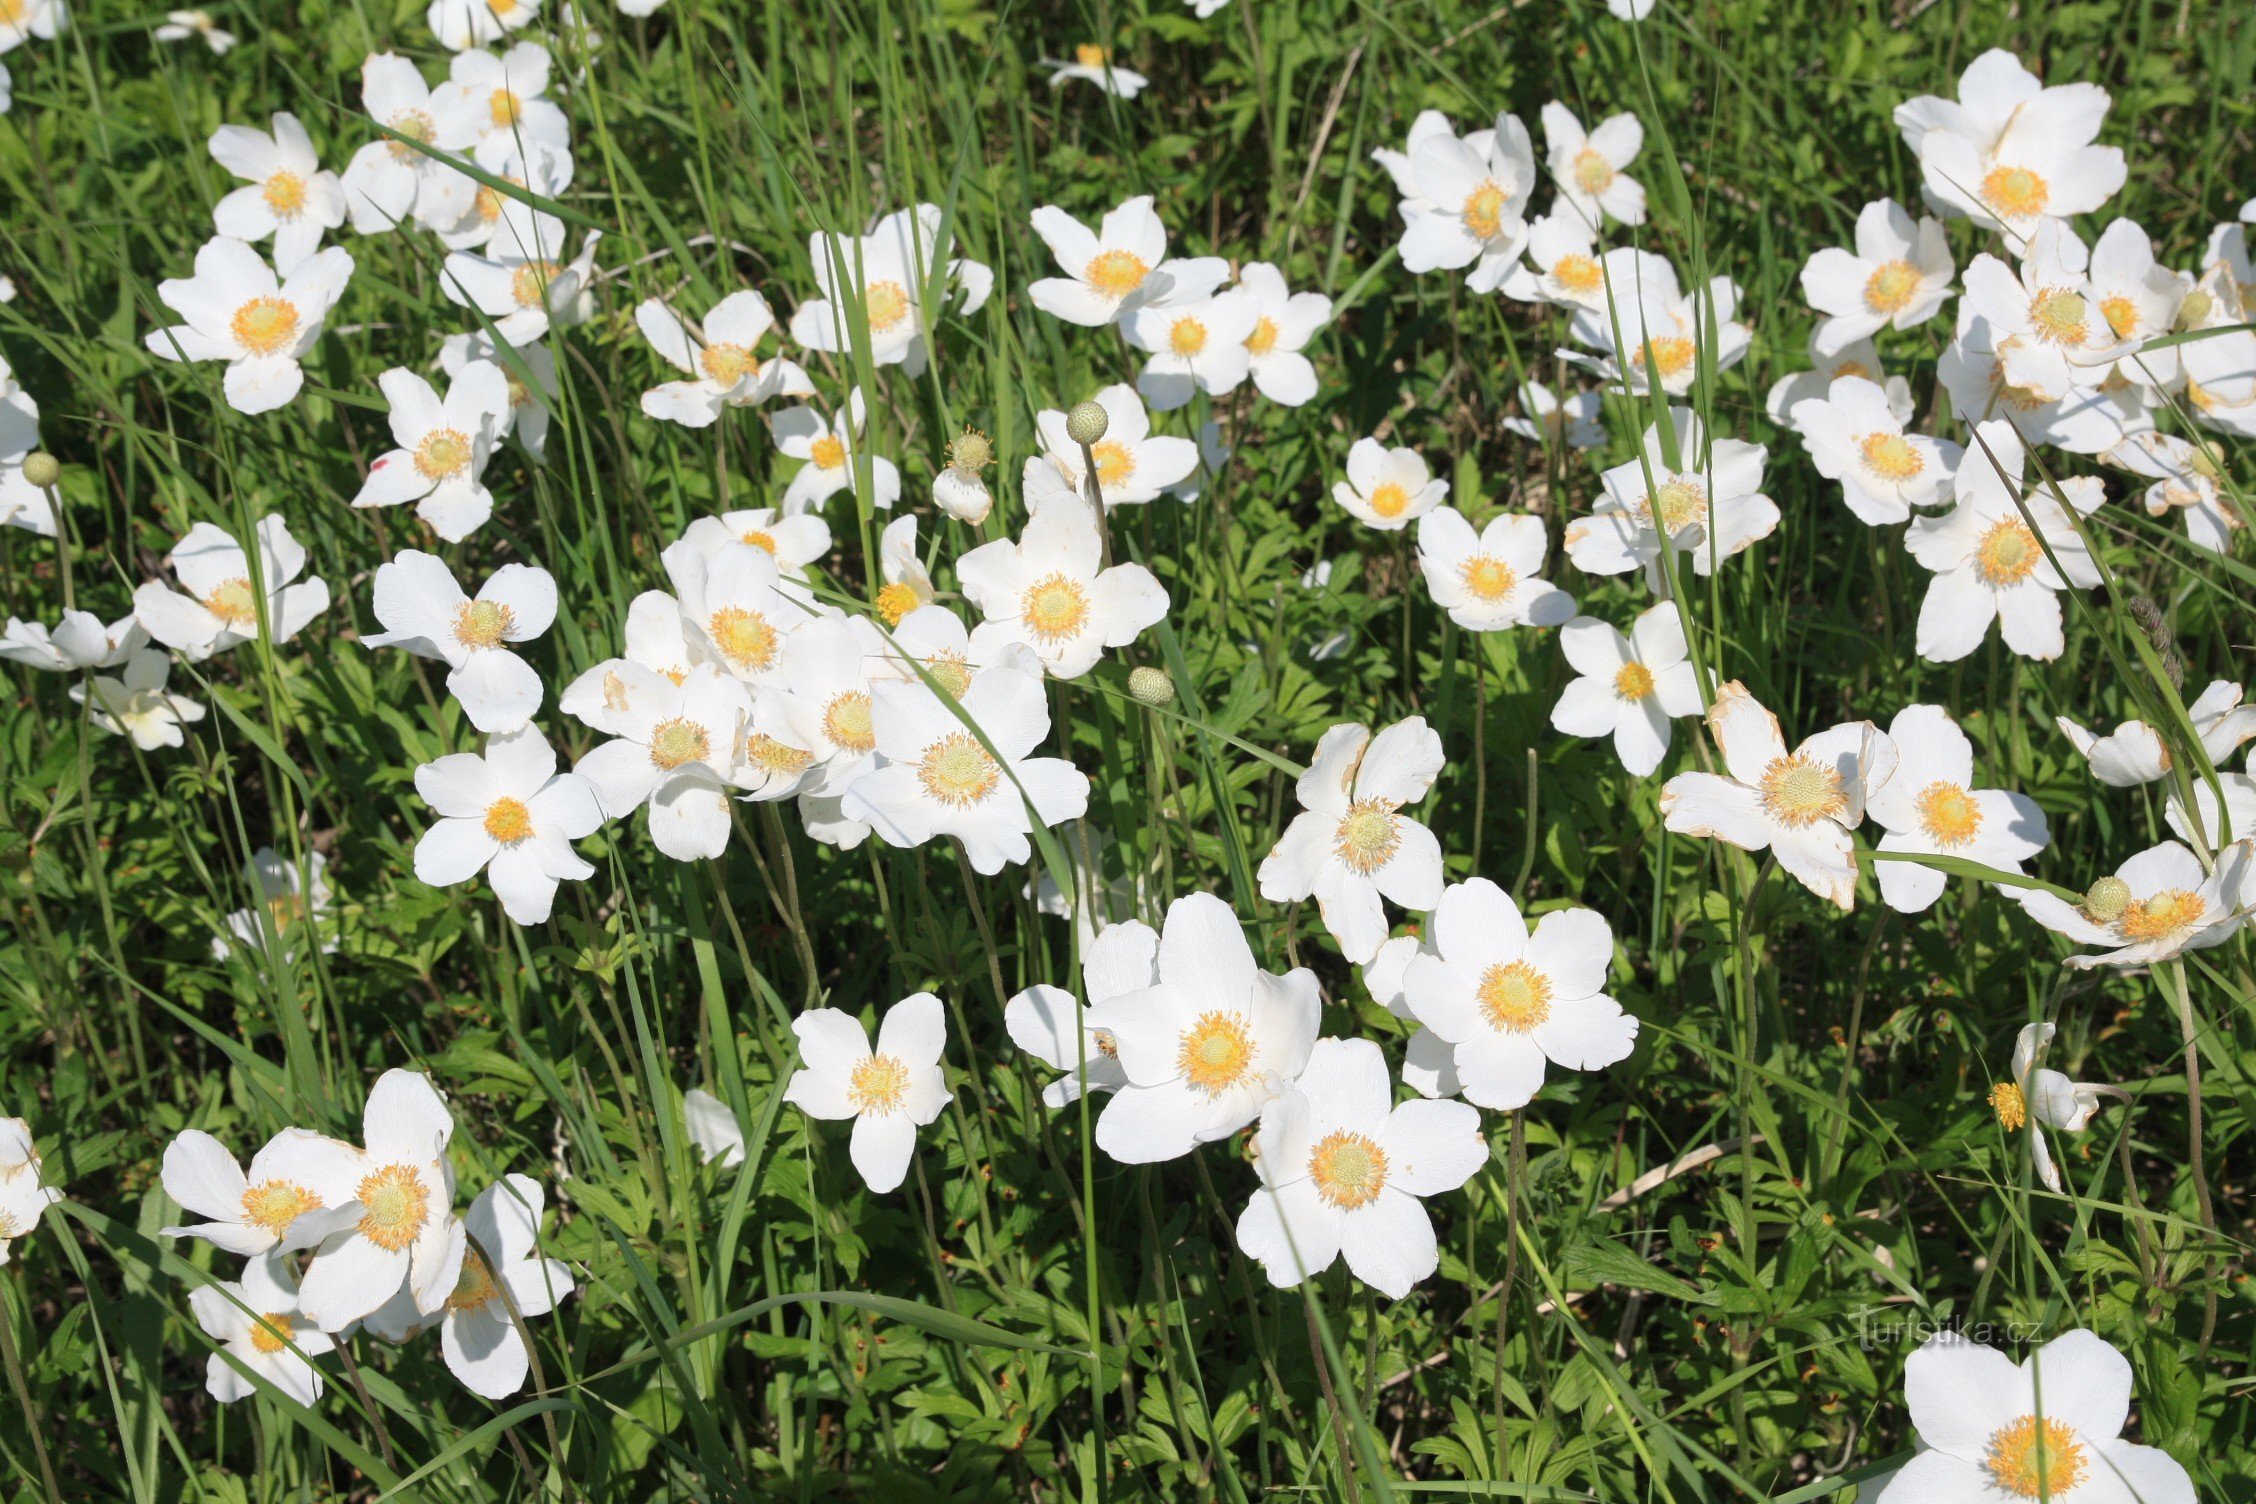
[1128,666,1175,708]
[2082,875,2131,923]
[21,452,59,489]
[1065,400,1110,448]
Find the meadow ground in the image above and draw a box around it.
[0,0,2252,1499]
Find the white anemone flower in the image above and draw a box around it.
[754,614,887,802]
[436,135,572,256]
[133,515,329,660]
[957,493,1169,678]
[1991,1022,2116,1194]
[442,330,555,458]
[933,428,996,523]
[2054,679,2256,788]
[208,113,347,276]
[160,1126,353,1255]
[1959,223,2125,403]
[1539,101,1646,226]
[1044,44,1147,98]
[1259,718,1446,965]
[1893,48,2127,243]
[1414,506,1574,631]
[679,506,832,587]
[1560,249,1750,396]
[566,662,749,861]
[2166,772,2256,850]
[0,609,145,671]
[792,204,994,375]
[2085,219,2190,391]
[1658,680,1896,909]
[1885,1330,2194,1504]
[683,1089,745,1166]
[1763,332,1913,428]
[0,362,49,536]
[1866,704,2049,914]
[212,847,335,961]
[353,361,512,540]
[0,0,60,52]
[1789,374,1961,525]
[1503,380,1605,449]
[1027,195,1229,327]
[414,725,603,923]
[1334,438,1447,531]
[2015,838,2254,969]
[366,1175,572,1399]
[189,1252,333,1405]
[1499,212,1610,312]
[1935,304,2147,457]
[839,645,1090,874]
[1125,287,1259,411]
[364,551,556,733]
[1568,410,1778,589]
[291,1069,466,1331]
[0,1119,60,1266]
[1083,891,1321,1162]
[428,0,540,50]
[340,53,476,234]
[2102,431,2236,552]
[442,231,602,347]
[1550,602,1702,777]
[143,238,355,414]
[1371,109,1467,216]
[431,43,570,153]
[156,11,236,51]
[71,650,207,750]
[784,993,950,1194]
[1006,917,1156,1106]
[1798,199,1954,355]
[1904,419,2104,663]
[871,513,937,625]
[775,388,902,514]
[1236,262,1331,406]
[1398,110,1538,293]
[663,538,810,686]
[1034,384,1198,507]
[1235,1037,1486,1298]
[636,292,813,426]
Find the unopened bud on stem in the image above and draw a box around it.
[21,452,59,489]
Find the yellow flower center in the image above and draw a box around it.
[1862,259,1920,315]
[448,1250,497,1312]
[1915,781,1982,847]
[743,733,814,779]
[452,599,514,651]
[849,1053,912,1114]
[1477,959,1551,1033]
[1332,798,1401,873]
[1975,517,2042,587]
[488,0,518,13]
[923,652,972,699]
[1614,661,1655,700]
[1308,1130,1390,1210]
[875,582,922,624]
[415,426,473,479]
[1176,1010,1257,1095]
[204,577,260,629]
[1630,336,1698,381]
[239,1180,322,1235]
[1644,478,1708,532]
[700,342,759,387]
[1246,316,1279,357]
[262,170,308,218]
[1366,481,1411,519]
[230,296,300,357]
[864,280,911,332]
[355,1163,431,1253]
[1758,753,1846,828]
[387,109,436,161]
[1981,165,2050,221]
[918,732,1000,807]
[1020,573,1092,641]
[1459,555,1517,602]
[1090,439,1134,489]
[1990,1080,2028,1131]
[739,528,777,554]
[648,716,712,771]
[1571,147,1615,197]
[509,260,560,308]
[2099,294,2140,339]
[1084,249,1150,299]
[2118,888,2201,941]
[483,796,533,843]
[1833,359,1875,381]
[248,1314,295,1356]
[1983,1416,2087,1499]
[266,892,308,934]
[823,690,876,752]
[1462,179,1508,241]
[1074,42,1109,68]
[1860,432,1925,482]
[2029,288,2089,345]
[808,434,847,470]
[708,606,780,671]
[488,88,522,128]
[1553,253,1602,294]
[1168,316,1209,357]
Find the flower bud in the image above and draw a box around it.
[2081,875,2131,923]
[20,452,59,489]
[1128,666,1175,707]
[1065,400,1109,448]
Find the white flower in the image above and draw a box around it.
[871,513,936,624]
[567,661,751,859]
[353,362,513,540]
[1259,718,1446,964]
[1499,211,1610,312]
[840,646,1090,873]
[636,292,812,426]
[414,725,603,923]
[1235,1037,1485,1298]
[792,204,993,375]
[160,1126,353,1255]
[134,515,329,660]
[71,649,207,750]
[1866,704,2049,914]
[2085,219,2190,390]
[443,330,555,458]
[364,551,556,732]
[0,609,145,672]
[340,53,476,235]
[774,387,901,513]
[1992,1022,2114,1194]
[1398,110,1537,293]
[753,613,886,802]
[429,0,540,50]
[1045,44,1147,98]
[1886,1330,2194,1504]
[0,0,64,52]
[431,43,570,153]
[213,847,335,961]
[1607,0,1654,17]
[1503,380,1605,449]
[679,506,831,590]
[1027,195,1229,327]
[0,360,49,536]
[1235,262,1331,406]
[1371,110,1465,216]
[1550,602,1702,776]
[1034,384,1198,507]
[1894,48,2127,242]
[1789,374,1961,524]
[291,1068,466,1331]
[683,1088,745,1166]
[155,10,236,51]
[1903,419,2104,663]
[1399,878,1638,1110]
[1006,918,1156,1106]
[2015,838,2254,969]
[933,428,995,523]
[1659,680,1895,909]
[189,1252,333,1405]
[784,993,950,1193]
[1959,223,2125,403]
[1560,250,1750,395]
[143,237,355,414]
[1539,101,1645,226]
[371,1175,573,1399]
[1763,332,1914,428]
[1935,303,2147,457]
[1797,199,1953,355]
[2102,431,2236,552]
[1415,506,1573,631]
[663,538,812,686]
[442,230,602,346]
[0,1118,60,1266]
[437,135,572,255]
[1567,409,1778,589]
[208,113,347,276]
[2054,679,2256,788]
[1125,287,1259,411]
[2166,772,2256,850]
[957,493,1169,678]
[1084,891,1321,1161]
[1333,438,1446,531]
